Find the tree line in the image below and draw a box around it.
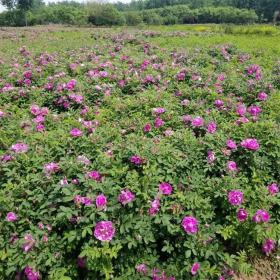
[0,0,279,26]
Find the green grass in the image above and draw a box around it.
[144,24,280,67]
[147,24,280,35]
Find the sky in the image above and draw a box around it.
[0,0,131,12]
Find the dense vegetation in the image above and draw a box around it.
[117,0,280,22]
[0,0,279,26]
[0,25,280,280]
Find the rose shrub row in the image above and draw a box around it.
[0,30,280,279]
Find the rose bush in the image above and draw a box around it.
[0,28,279,279]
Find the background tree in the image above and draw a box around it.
[0,0,17,10]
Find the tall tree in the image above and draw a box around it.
[1,0,17,10]
[17,0,33,11]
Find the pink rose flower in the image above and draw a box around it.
[267,183,278,195]
[159,182,173,195]
[148,199,160,216]
[96,194,107,210]
[207,121,217,134]
[226,139,237,150]
[262,239,275,255]
[237,208,248,222]
[10,143,29,154]
[130,155,143,165]
[70,128,83,137]
[154,117,164,128]
[252,209,270,223]
[247,105,261,116]
[93,221,115,241]
[191,116,204,127]
[241,138,259,151]
[236,103,246,116]
[24,266,40,280]
[6,212,17,222]
[191,262,200,275]
[22,234,35,252]
[228,190,243,206]
[136,264,148,275]
[118,189,135,205]
[207,150,215,163]
[87,170,102,181]
[214,99,224,108]
[258,92,267,101]
[227,161,238,172]
[182,216,198,234]
[144,123,152,132]
[43,162,60,176]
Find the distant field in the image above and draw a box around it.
[1,24,279,64]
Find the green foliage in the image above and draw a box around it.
[124,11,143,25]
[88,4,125,26]
[0,1,260,27]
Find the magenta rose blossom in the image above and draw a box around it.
[81,197,92,206]
[240,138,259,151]
[182,115,192,123]
[191,262,200,275]
[257,91,268,101]
[252,209,270,223]
[267,183,279,195]
[1,154,14,162]
[214,99,224,108]
[154,117,164,128]
[227,161,238,172]
[152,107,165,115]
[10,143,29,154]
[22,234,35,252]
[74,195,83,204]
[74,195,92,206]
[66,79,76,90]
[87,170,102,181]
[130,155,143,165]
[43,162,60,176]
[118,189,135,205]
[262,239,275,255]
[207,150,215,163]
[191,116,204,127]
[182,216,198,234]
[77,155,90,165]
[136,264,148,275]
[247,105,261,116]
[237,208,248,222]
[159,182,173,195]
[96,194,107,210]
[206,121,217,134]
[93,221,115,241]
[144,123,152,132]
[36,124,45,132]
[226,139,237,150]
[236,103,246,116]
[24,266,40,280]
[148,199,161,216]
[70,128,83,137]
[228,190,243,206]
[6,212,17,222]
